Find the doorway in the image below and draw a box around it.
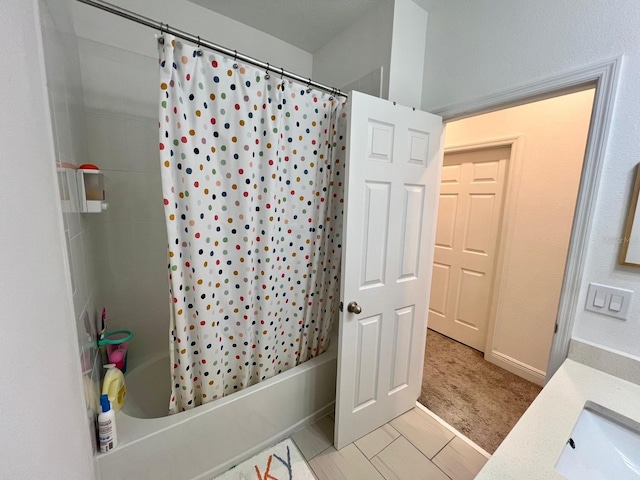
[429,145,510,351]
[420,87,596,453]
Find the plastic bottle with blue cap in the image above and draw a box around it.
[98,394,117,453]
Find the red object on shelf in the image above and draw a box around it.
[78,163,100,170]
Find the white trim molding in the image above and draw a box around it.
[485,350,546,386]
[434,56,623,381]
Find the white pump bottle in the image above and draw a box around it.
[98,393,117,453]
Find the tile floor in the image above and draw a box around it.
[290,405,490,480]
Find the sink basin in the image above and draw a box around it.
[555,402,640,479]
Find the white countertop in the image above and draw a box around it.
[475,359,640,479]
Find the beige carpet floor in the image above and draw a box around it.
[418,329,542,454]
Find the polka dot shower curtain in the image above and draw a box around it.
[158,35,347,413]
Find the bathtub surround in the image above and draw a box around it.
[159,35,347,412]
[70,0,315,373]
[96,341,337,480]
[39,0,104,467]
[78,36,169,369]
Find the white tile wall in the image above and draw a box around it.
[130,173,164,222]
[126,120,159,173]
[40,0,102,459]
[63,168,82,237]
[70,231,89,317]
[78,37,169,367]
[79,39,158,120]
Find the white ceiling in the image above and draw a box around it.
[188,0,387,53]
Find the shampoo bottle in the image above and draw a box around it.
[98,394,117,453]
[102,363,126,412]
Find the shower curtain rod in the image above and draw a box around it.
[75,0,347,98]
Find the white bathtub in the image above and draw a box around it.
[97,337,337,480]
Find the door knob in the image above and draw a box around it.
[347,301,362,314]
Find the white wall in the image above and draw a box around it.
[419,0,640,358]
[388,0,428,106]
[445,89,595,376]
[313,1,394,97]
[313,0,428,106]
[0,0,95,477]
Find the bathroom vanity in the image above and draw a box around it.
[475,341,640,479]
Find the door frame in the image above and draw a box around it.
[431,56,622,381]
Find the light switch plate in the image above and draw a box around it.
[585,283,633,320]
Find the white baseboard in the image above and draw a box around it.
[485,350,546,386]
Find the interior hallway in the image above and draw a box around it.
[419,329,542,453]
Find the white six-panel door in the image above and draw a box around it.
[334,91,443,449]
[428,146,509,351]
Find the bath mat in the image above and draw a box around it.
[215,438,316,480]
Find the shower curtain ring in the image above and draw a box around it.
[265,63,270,80]
[233,50,239,69]
[158,22,165,44]
[306,78,312,94]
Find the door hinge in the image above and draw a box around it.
[554,323,558,334]
[339,301,343,312]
